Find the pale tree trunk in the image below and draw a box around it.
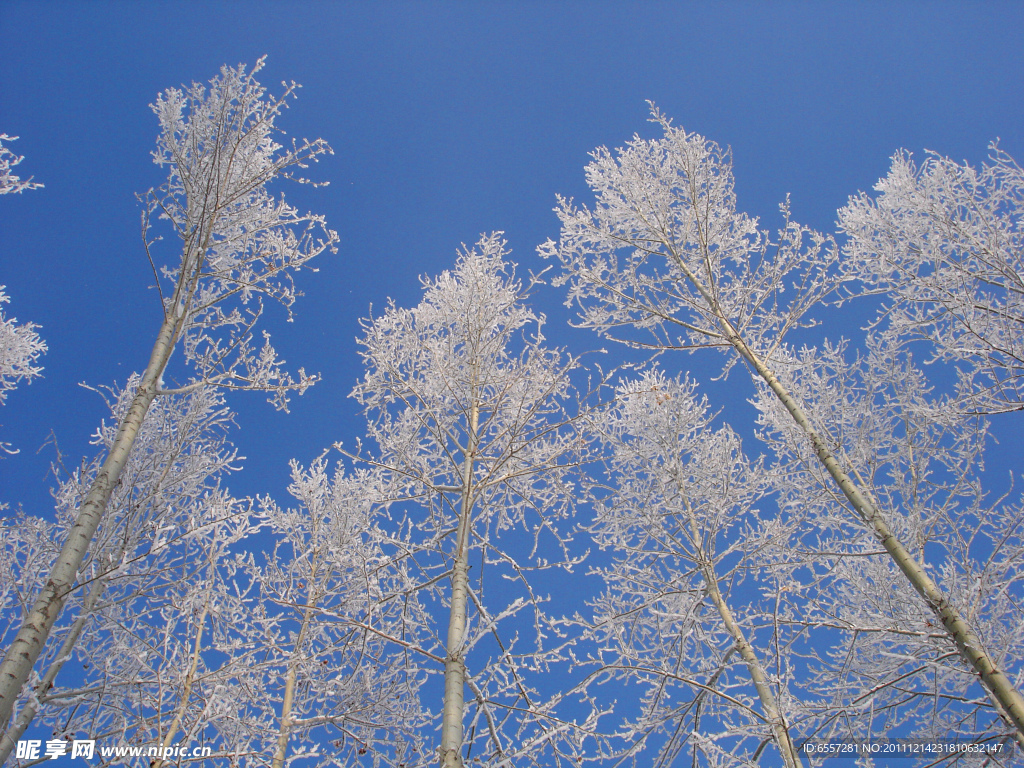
[0,431,188,764]
[272,559,320,768]
[151,600,210,768]
[0,567,111,763]
[665,242,1024,742]
[699,563,802,768]
[440,399,479,768]
[681,496,803,768]
[0,316,177,734]
[153,545,219,768]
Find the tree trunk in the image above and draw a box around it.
[0,568,111,763]
[700,563,802,768]
[0,316,177,734]
[440,400,479,768]
[272,564,319,768]
[152,570,214,768]
[680,492,803,768]
[0,423,188,763]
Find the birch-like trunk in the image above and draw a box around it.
[272,560,319,768]
[0,315,177,734]
[0,567,112,763]
[681,497,803,768]
[153,543,220,768]
[440,399,479,768]
[699,562,802,767]
[151,600,210,768]
[0,428,188,763]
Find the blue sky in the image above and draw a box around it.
[3,2,1021,518]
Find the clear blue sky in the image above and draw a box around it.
[2,0,1023,527]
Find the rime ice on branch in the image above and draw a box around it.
[753,334,1024,750]
[0,134,46,452]
[0,287,45,409]
[586,371,803,767]
[0,135,42,195]
[0,381,249,761]
[839,145,1024,414]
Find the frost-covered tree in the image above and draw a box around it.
[0,59,338,732]
[541,109,1024,742]
[584,371,803,768]
[351,234,601,768]
[12,455,424,768]
[43,494,257,768]
[233,458,427,768]
[0,514,60,648]
[0,380,246,763]
[839,145,1024,415]
[0,135,42,195]
[755,336,1024,753]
